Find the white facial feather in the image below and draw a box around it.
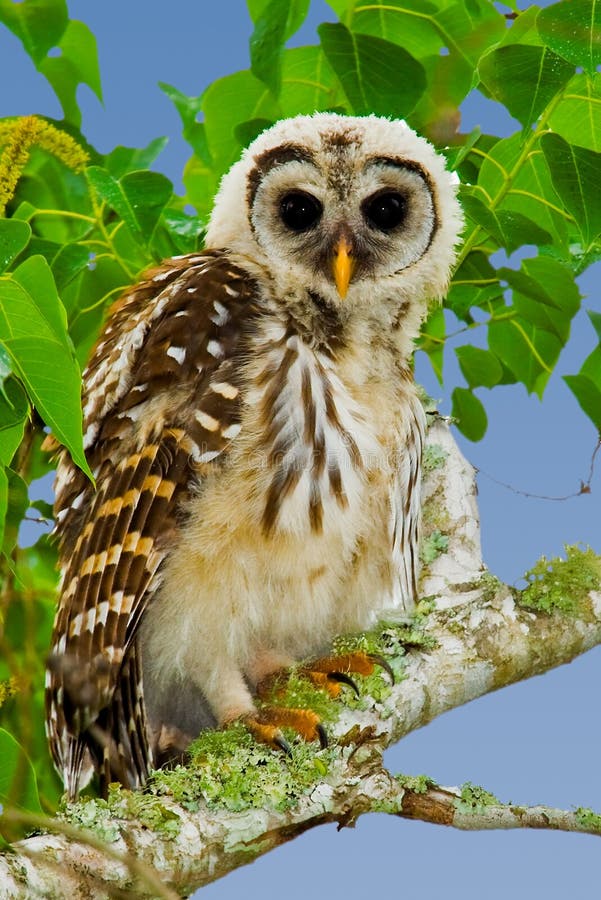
[205,112,463,316]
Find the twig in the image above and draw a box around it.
[393,780,601,837]
[473,438,600,501]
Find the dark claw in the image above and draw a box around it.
[316,723,329,749]
[328,671,360,697]
[274,733,293,756]
[368,654,395,685]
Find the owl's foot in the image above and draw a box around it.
[298,651,395,698]
[241,707,328,754]
[257,650,394,700]
[250,651,392,752]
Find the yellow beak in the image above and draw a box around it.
[332,238,355,299]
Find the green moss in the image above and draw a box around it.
[478,571,504,603]
[332,627,390,658]
[60,781,183,842]
[420,529,449,565]
[456,782,500,813]
[371,795,404,814]
[107,784,181,838]
[575,806,601,832]
[382,622,438,653]
[519,544,601,615]
[421,485,451,534]
[422,443,448,474]
[60,796,122,843]
[395,773,435,794]
[416,386,439,416]
[415,597,437,617]
[151,724,336,814]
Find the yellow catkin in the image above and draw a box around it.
[0,115,89,216]
[0,676,19,708]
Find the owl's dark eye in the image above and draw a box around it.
[362,191,407,232]
[279,191,322,232]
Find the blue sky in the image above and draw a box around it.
[1,2,600,897]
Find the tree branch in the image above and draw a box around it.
[397,781,601,837]
[1,420,600,898]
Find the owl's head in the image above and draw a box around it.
[206,113,463,327]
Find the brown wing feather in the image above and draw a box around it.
[45,251,263,797]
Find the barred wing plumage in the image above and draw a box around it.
[45,251,261,798]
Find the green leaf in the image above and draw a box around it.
[569,340,601,403]
[11,255,69,340]
[418,306,445,384]
[351,0,442,60]
[319,23,426,117]
[488,316,561,398]
[445,127,481,171]
[475,133,570,249]
[351,0,504,71]
[564,310,601,431]
[499,257,581,316]
[159,82,211,162]
[451,387,488,441]
[324,0,352,17]
[51,242,92,292]
[160,209,205,255]
[548,73,601,153]
[434,0,506,68]
[448,251,503,322]
[0,379,29,468]
[0,262,90,477]
[0,221,32,275]
[0,467,6,552]
[280,46,343,117]
[564,374,601,431]
[0,345,11,388]
[250,0,310,93]
[461,190,552,253]
[120,171,173,243]
[538,0,601,76]
[0,727,43,815]
[588,309,601,341]
[104,137,169,179]
[541,134,601,247]
[86,167,172,247]
[201,69,280,177]
[456,346,502,389]
[499,257,580,341]
[478,44,573,128]
[247,0,309,38]
[182,156,220,221]
[234,118,275,147]
[38,20,103,127]
[3,468,28,555]
[0,0,68,65]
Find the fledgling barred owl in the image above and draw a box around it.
[45,113,463,799]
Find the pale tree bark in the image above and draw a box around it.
[1,419,600,899]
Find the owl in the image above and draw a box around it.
[45,113,463,800]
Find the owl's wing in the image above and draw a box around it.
[46,251,262,797]
[388,394,426,611]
